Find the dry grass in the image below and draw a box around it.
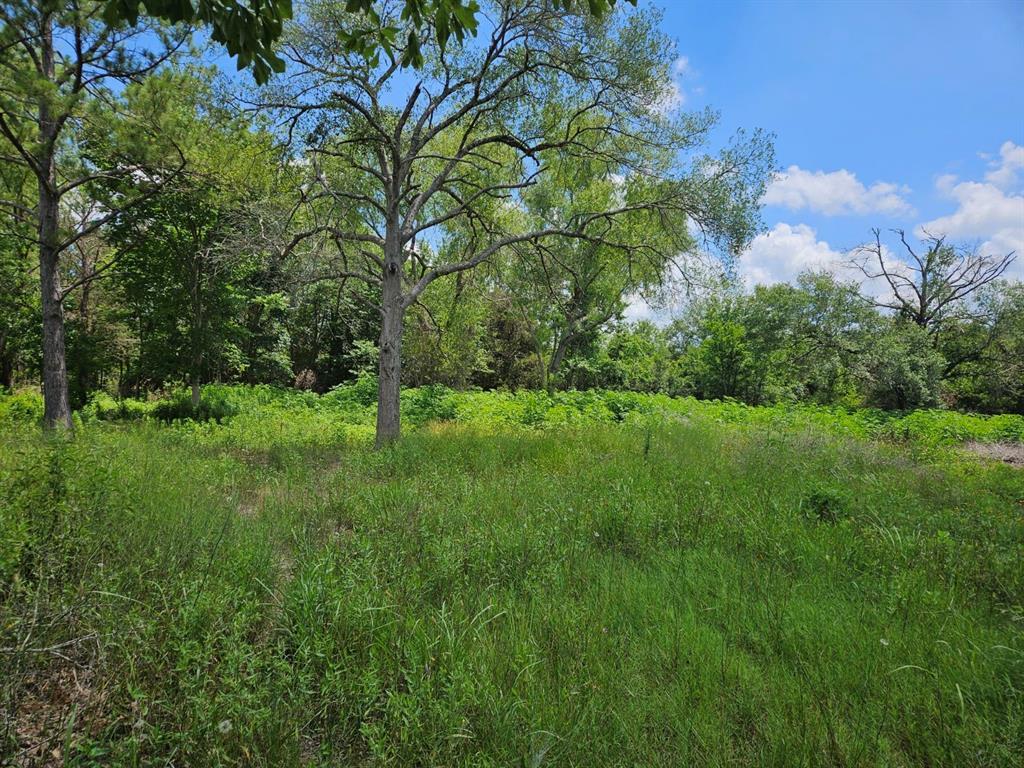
[963,440,1024,467]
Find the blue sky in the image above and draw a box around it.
[654,0,1024,285]
[209,0,1023,290]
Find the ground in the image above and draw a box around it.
[1,387,1022,766]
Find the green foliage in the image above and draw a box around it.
[325,369,380,408]
[102,0,293,83]
[859,321,945,410]
[801,485,851,524]
[1,389,1022,763]
[339,0,637,69]
[100,68,291,397]
[0,390,43,424]
[402,383,458,425]
[688,317,759,401]
[81,390,154,421]
[8,382,1024,454]
[942,281,1024,413]
[151,388,240,423]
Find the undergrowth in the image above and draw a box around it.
[4,380,1023,448]
[1,384,1022,765]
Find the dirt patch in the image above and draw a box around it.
[237,485,267,519]
[963,441,1024,467]
[10,649,107,767]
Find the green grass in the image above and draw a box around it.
[2,386,1023,766]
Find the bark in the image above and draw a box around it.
[39,235,72,429]
[375,248,404,447]
[0,330,12,390]
[36,13,71,429]
[546,319,581,390]
[547,332,573,387]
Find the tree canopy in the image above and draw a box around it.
[0,0,1020,444]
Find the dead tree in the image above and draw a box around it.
[852,228,1017,377]
[853,228,1016,331]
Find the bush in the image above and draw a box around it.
[859,322,944,410]
[81,391,155,421]
[403,384,458,425]
[152,388,239,423]
[0,390,43,424]
[323,371,379,408]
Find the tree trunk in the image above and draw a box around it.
[376,265,403,447]
[39,236,72,429]
[547,327,576,391]
[36,12,71,429]
[0,330,12,391]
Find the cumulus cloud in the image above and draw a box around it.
[983,141,1024,191]
[763,166,914,217]
[735,141,1024,292]
[739,223,915,301]
[738,223,845,286]
[917,150,1024,280]
[624,294,656,322]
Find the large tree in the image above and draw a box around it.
[509,123,771,388]
[852,230,1015,340]
[0,1,189,427]
[100,1,636,80]
[105,69,290,403]
[274,0,764,445]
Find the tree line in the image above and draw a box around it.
[1,1,1018,446]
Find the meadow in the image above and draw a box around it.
[2,385,1023,766]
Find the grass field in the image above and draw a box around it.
[2,385,1023,766]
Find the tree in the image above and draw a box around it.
[0,126,37,389]
[0,235,36,389]
[856,319,944,411]
[337,0,635,68]
[101,0,293,83]
[102,1,636,81]
[739,273,871,404]
[852,229,1015,337]
[276,0,764,445]
[689,314,757,402]
[0,1,188,427]
[105,69,288,404]
[940,281,1024,413]
[510,120,770,388]
[402,262,493,388]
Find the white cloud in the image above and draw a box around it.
[763,166,914,217]
[652,56,693,115]
[740,223,915,301]
[624,294,655,322]
[739,223,845,286]
[740,141,1024,292]
[984,141,1024,191]
[917,166,1024,280]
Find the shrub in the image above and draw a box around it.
[323,371,379,408]
[0,390,43,424]
[858,322,944,410]
[403,384,458,426]
[81,391,155,421]
[152,389,239,423]
[801,486,850,524]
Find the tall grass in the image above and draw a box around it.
[1,387,1022,765]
